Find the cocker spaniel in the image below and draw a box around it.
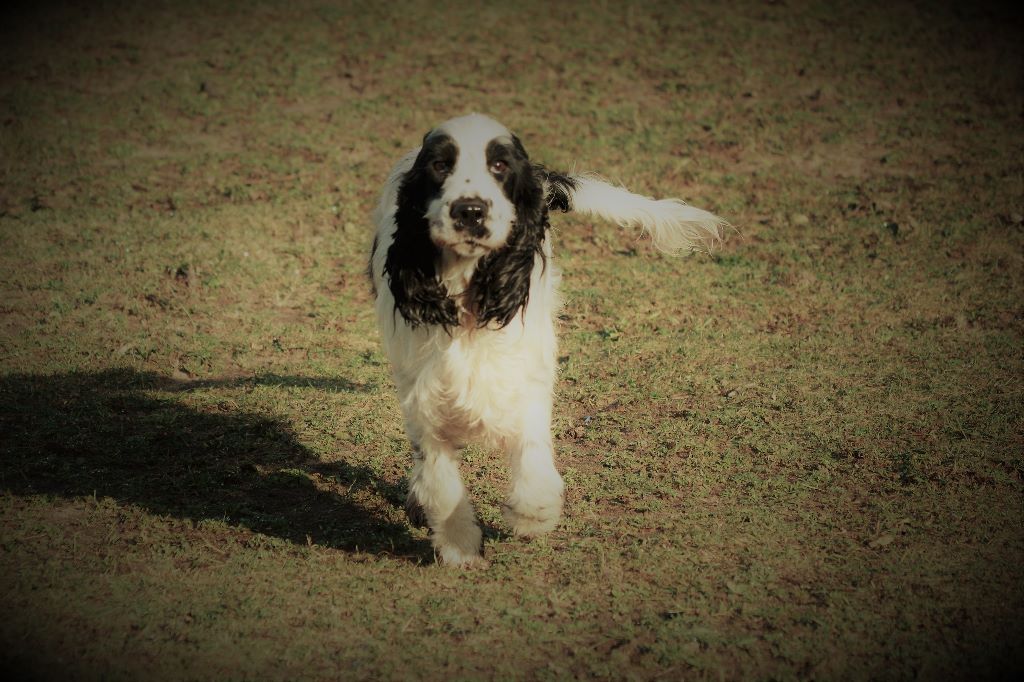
[369,113,725,566]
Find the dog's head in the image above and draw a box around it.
[407,113,543,258]
[385,114,549,329]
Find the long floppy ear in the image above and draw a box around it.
[383,150,459,329]
[466,144,548,328]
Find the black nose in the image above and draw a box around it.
[450,198,489,234]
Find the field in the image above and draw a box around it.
[1,0,1022,679]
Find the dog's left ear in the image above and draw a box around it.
[468,215,546,328]
[508,135,543,224]
[468,143,548,328]
[511,134,530,160]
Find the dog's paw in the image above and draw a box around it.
[432,514,486,568]
[502,500,562,537]
[437,547,490,569]
[435,535,488,569]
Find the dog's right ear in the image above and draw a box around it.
[383,159,459,329]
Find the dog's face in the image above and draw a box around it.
[412,114,536,259]
[386,114,549,329]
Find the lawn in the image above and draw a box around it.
[1,0,1021,679]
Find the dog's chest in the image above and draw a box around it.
[419,328,539,441]
[439,331,522,400]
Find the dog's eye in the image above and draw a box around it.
[489,160,508,174]
[432,161,450,175]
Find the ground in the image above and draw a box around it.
[1,0,1022,679]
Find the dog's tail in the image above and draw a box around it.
[546,172,727,255]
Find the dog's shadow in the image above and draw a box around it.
[0,368,430,562]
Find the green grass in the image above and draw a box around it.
[2,0,1022,679]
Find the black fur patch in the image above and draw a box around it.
[383,133,460,329]
[464,137,548,328]
[367,233,379,297]
[405,493,429,528]
[539,168,577,213]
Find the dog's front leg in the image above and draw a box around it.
[502,402,564,536]
[406,439,486,567]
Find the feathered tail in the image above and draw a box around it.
[547,172,727,255]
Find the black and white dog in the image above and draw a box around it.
[369,113,725,566]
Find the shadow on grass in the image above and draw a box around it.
[0,368,429,562]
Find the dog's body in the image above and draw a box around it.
[369,114,725,566]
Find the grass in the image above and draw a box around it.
[1,0,1022,679]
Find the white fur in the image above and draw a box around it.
[570,174,727,254]
[370,114,724,566]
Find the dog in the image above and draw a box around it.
[368,113,725,566]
